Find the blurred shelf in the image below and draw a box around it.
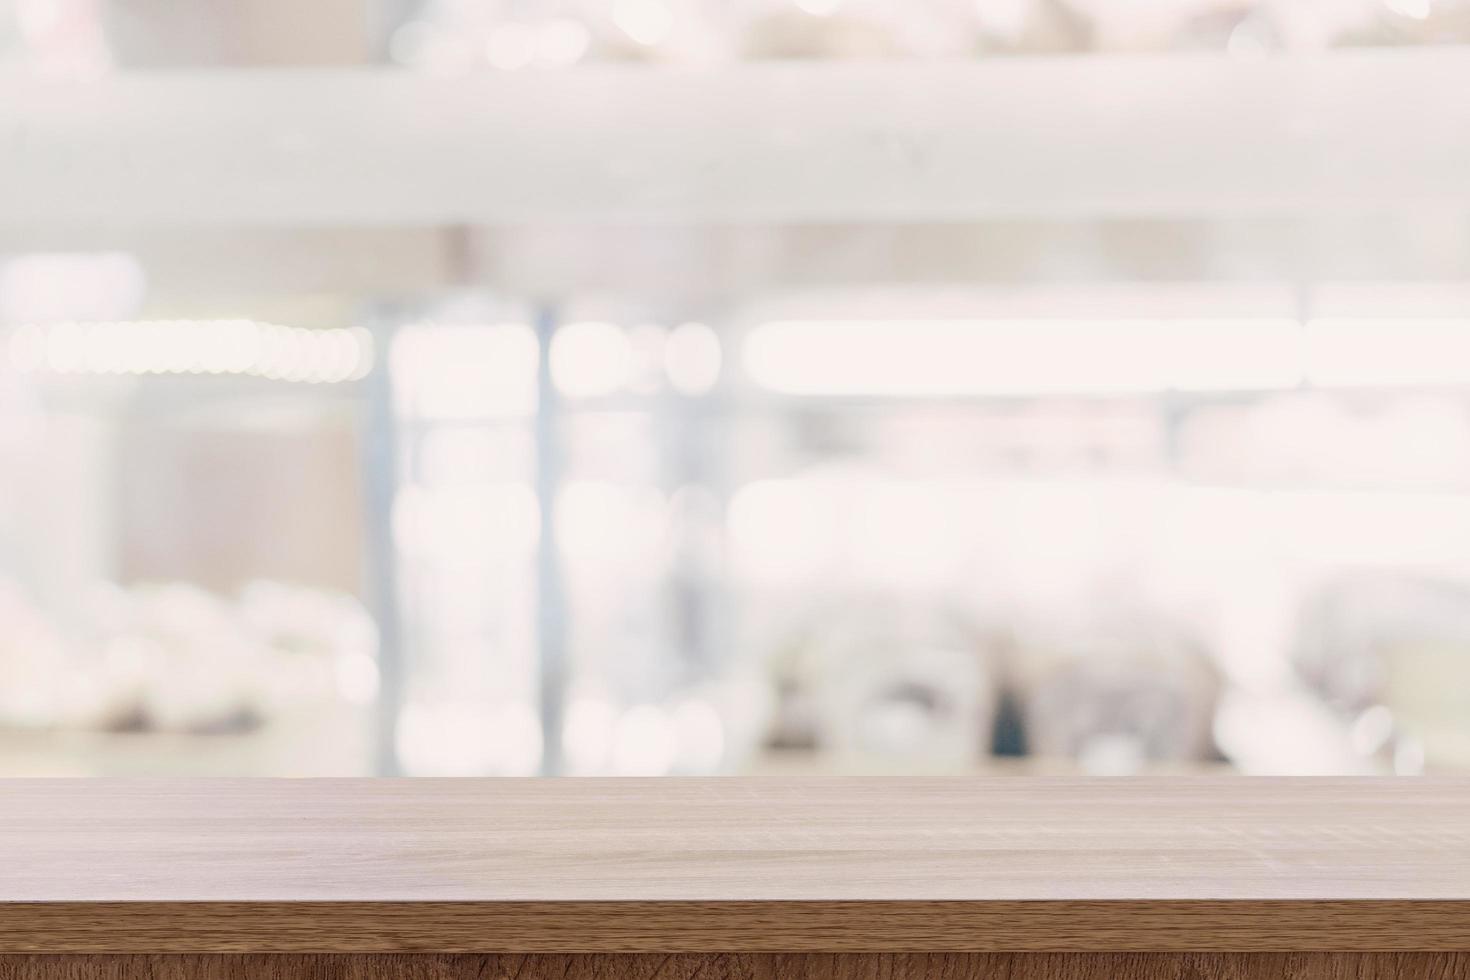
[0,708,372,777]
[740,748,1239,778]
[2,52,1469,226]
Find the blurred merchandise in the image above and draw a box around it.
[379,0,1470,74]
[1295,573,1470,772]
[1008,602,1220,775]
[0,574,376,773]
[9,0,1470,75]
[0,579,73,729]
[795,600,994,771]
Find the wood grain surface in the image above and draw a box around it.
[1,778,1467,952]
[2,954,1468,980]
[5,778,1468,901]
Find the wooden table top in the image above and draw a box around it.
[1,778,1466,952]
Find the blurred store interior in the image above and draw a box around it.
[3,0,1470,777]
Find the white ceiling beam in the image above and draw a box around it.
[2,52,1467,225]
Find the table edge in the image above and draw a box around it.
[1,900,1466,953]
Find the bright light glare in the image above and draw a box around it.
[555,481,667,567]
[626,323,668,394]
[334,650,381,705]
[392,483,540,563]
[7,319,371,383]
[1213,690,1371,775]
[396,702,495,775]
[563,696,617,773]
[612,703,676,775]
[664,321,722,395]
[742,319,1302,396]
[537,18,591,66]
[1386,0,1431,19]
[672,698,725,772]
[745,316,1470,397]
[729,476,985,588]
[493,702,545,775]
[397,701,542,776]
[727,477,843,585]
[1305,318,1470,388]
[550,321,632,398]
[613,0,674,46]
[391,323,537,417]
[485,22,536,70]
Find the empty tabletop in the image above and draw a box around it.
[0,778,1466,952]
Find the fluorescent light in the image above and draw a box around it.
[742,318,1303,396]
[664,321,722,395]
[7,319,372,383]
[1305,317,1470,388]
[391,323,537,418]
[550,321,632,399]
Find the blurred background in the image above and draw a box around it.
[3,0,1470,777]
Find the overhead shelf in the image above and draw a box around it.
[1,51,1467,226]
